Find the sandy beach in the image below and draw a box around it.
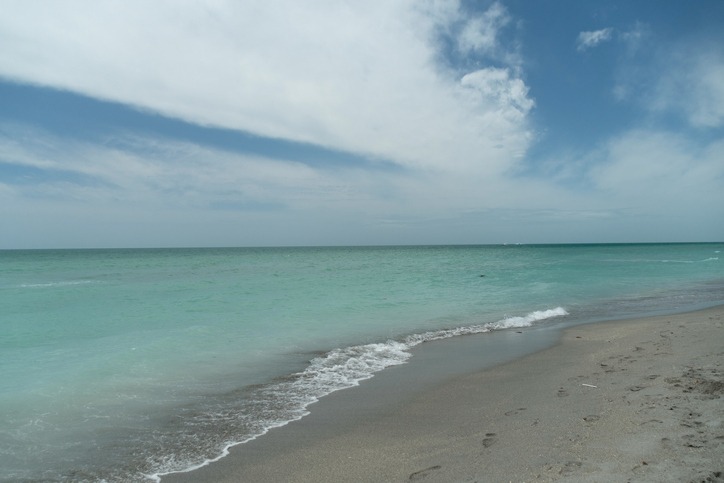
[164,306,724,483]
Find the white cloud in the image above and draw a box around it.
[613,32,724,128]
[460,68,534,120]
[2,2,721,247]
[3,120,721,247]
[0,0,532,174]
[457,1,510,55]
[619,22,649,54]
[590,130,724,226]
[0,122,598,247]
[0,124,350,210]
[576,28,613,52]
[505,125,724,242]
[649,48,724,128]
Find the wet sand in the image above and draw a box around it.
[163,306,724,482]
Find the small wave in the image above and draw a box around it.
[300,307,569,395]
[19,281,94,288]
[151,306,567,480]
[604,257,719,264]
[19,280,96,288]
[488,307,569,330]
[660,257,719,263]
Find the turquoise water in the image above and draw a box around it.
[1,244,722,481]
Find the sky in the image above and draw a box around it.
[1,0,723,248]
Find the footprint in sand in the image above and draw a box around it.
[701,470,723,482]
[640,419,664,426]
[546,461,583,476]
[409,465,441,481]
[504,407,526,416]
[561,461,583,475]
[482,433,497,448]
[682,434,705,449]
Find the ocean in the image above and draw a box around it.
[1,243,722,482]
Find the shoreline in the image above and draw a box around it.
[163,306,724,482]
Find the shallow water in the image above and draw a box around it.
[1,244,722,481]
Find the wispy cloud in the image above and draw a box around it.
[0,123,353,210]
[0,120,600,246]
[650,48,724,128]
[0,1,531,175]
[576,28,614,52]
[456,1,510,56]
[590,130,724,238]
[611,26,724,129]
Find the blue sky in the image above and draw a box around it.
[1,0,723,248]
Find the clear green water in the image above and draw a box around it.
[1,244,722,481]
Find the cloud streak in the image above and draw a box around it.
[650,47,724,128]
[0,0,532,174]
[576,28,613,52]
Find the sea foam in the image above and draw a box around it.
[153,306,568,480]
[18,280,96,288]
[301,307,568,394]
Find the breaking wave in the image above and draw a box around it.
[152,307,568,480]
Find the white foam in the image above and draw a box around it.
[19,280,96,288]
[659,257,719,264]
[489,307,569,330]
[604,257,719,264]
[151,306,568,480]
[290,307,569,404]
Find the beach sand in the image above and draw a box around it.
[163,306,724,482]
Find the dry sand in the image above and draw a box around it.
[164,306,724,482]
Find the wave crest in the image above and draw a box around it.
[153,306,568,480]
